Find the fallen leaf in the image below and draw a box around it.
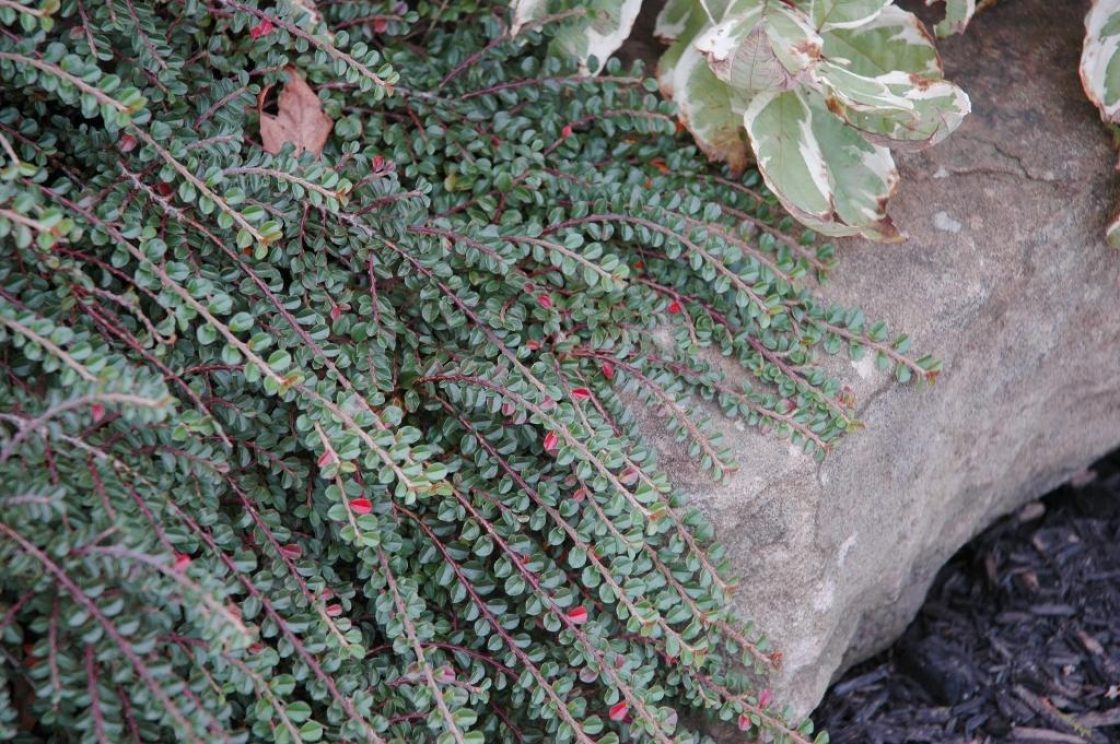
[259,66,333,158]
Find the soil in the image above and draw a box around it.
[814,453,1120,744]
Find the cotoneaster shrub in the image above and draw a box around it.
[0,1,937,742]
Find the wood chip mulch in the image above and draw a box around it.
[814,454,1120,744]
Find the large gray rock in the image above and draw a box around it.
[652,0,1120,718]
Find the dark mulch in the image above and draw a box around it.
[814,454,1120,744]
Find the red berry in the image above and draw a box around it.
[118,134,138,153]
[537,293,552,309]
[608,702,629,722]
[667,300,682,315]
[600,362,615,381]
[561,124,573,139]
[350,497,373,515]
[373,18,389,33]
[155,182,173,198]
[173,553,191,571]
[543,431,559,453]
[249,19,274,39]
[571,387,592,401]
[566,606,588,625]
[90,403,105,422]
[325,603,343,617]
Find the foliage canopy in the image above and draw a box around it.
[0,1,935,742]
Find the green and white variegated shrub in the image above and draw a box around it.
[513,0,973,240]
[1082,0,1120,246]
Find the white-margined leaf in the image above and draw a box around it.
[510,0,642,74]
[809,0,891,32]
[1081,0,1120,246]
[842,70,972,149]
[657,0,748,169]
[822,5,943,78]
[927,0,976,37]
[742,89,901,239]
[1082,0,1120,123]
[660,32,751,171]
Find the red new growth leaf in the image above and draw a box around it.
[249,19,274,39]
[90,403,105,422]
[280,543,302,559]
[117,134,137,153]
[543,431,559,453]
[325,603,343,617]
[561,124,573,138]
[667,300,682,314]
[571,387,592,401]
[317,450,337,468]
[173,553,191,572]
[154,182,173,198]
[537,293,552,309]
[566,606,588,624]
[350,497,373,515]
[758,688,773,708]
[738,713,751,732]
[373,18,389,33]
[601,362,615,380]
[259,66,333,158]
[608,702,629,722]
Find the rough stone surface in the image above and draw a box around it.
[648,0,1120,719]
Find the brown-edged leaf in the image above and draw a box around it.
[259,66,333,158]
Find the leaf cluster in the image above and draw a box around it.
[0,1,934,742]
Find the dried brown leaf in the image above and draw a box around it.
[259,66,333,158]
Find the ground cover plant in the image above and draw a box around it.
[0,0,939,742]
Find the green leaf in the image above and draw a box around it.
[1082,0,1120,123]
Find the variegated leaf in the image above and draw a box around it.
[658,1,750,171]
[510,0,547,36]
[655,0,703,42]
[695,2,820,92]
[814,61,915,114]
[510,0,642,74]
[1108,210,1120,249]
[822,5,943,78]
[845,70,969,148]
[742,89,900,239]
[927,0,976,38]
[741,90,833,221]
[1081,0,1120,123]
[660,35,751,172]
[809,0,891,32]
[806,92,900,239]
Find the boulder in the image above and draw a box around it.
[649,0,1120,718]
